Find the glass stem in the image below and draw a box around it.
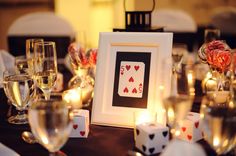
[16,109,26,119]
[49,152,56,156]
[43,90,51,100]
[171,68,178,96]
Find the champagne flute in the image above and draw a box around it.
[34,41,58,100]
[28,94,73,156]
[200,96,236,155]
[3,68,35,124]
[26,38,44,59]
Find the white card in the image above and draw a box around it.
[118,61,145,98]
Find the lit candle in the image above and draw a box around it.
[133,110,157,141]
[207,90,229,104]
[134,110,157,126]
[63,87,82,110]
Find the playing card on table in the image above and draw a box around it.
[118,61,145,98]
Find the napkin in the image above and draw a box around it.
[160,139,206,156]
[0,143,20,156]
[0,50,15,87]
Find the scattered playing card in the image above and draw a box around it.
[118,61,145,98]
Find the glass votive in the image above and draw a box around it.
[62,87,82,110]
[133,110,157,141]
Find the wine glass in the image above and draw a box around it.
[28,94,73,156]
[3,68,35,124]
[162,56,195,138]
[34,41,58,100]
[204,28,220,43]
[172,43,188,74]
[15,55,34,75]
[200,96,236,155]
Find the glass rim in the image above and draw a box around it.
[34,41,55,46]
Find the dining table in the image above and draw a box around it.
[0,63,232,156]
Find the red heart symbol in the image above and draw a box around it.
[123,87,128,93]
[80,131,85,136]
[126,65,131,71]
[182,127,186,132]
[132,88,137,93]
[195,122,199,128]
[129,77,134,82]
[187,135,192,141]
[134,65,139,71]
[73,124,78,129]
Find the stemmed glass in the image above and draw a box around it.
[26,38,44,59]
[200,96,236,155]
[162,54,195,138]
[15,55,34,75]
[3,68,35,124]
[34,41,58,100]
[28,94,73,156]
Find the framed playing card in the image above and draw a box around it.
[91,32,173,128]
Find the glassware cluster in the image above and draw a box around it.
[3,38,73,156]
[198,29,236,155]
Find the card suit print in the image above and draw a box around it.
[182,127,186,132]
[149,134,155,140]
[126,65,131,71]
[123,87,129,93]
[120,66,124,75]
[162,145,166,149]
[129,77,134,82]
[142,145,146,152]
[80,131,85,136]
[149,148,155,154]
[73,124,78,129]
[136,129,140,135]
[162,131,168,138]
[132,88,137,93]
[195,122,199,128]
[187,135,192,141]
[134,65,140,71]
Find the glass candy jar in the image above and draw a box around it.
[68,66,95,107]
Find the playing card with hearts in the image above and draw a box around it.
[118,61,145,98]
[70,109,90,138]
[176,112,203,143]
[135,122,169,155]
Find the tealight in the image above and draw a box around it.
[63,87,82,109]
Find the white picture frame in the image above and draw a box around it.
[91,32,173,128]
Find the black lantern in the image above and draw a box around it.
[124,0,156,29]
[113,0,163,32]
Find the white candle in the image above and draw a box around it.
[63,87,82,109]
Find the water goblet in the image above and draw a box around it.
[15,55,34,75]
[3,68,35,124]
[200,95,236,155]
[28,94,73,156]
[34,41,58,100]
